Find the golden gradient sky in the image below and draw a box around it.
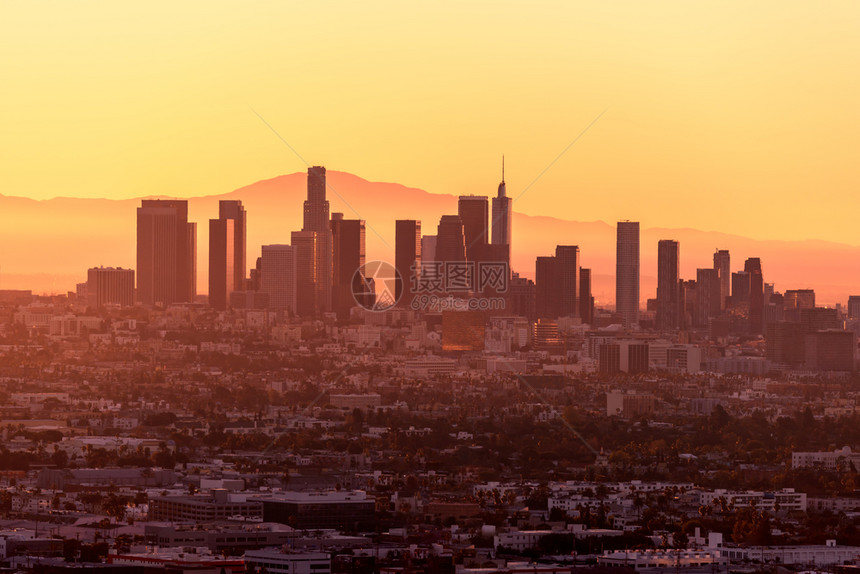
[2,1,859,243]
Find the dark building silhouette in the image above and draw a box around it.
[291,230,318,316]
[509,272,536,322]
[695,268,721,328]
[745,257,764,334]
[210,201,245,311]
[395,220,421,306]
[208,217,234,310]
[556,245,580,317]
[806,330,855,372]
[458,195,489,263]
[535,256,560,319]
[260,245,296,313]
[600,343,621,374]
[616,221,639,327]
[731,271,750,307]
[220,200,247,290]
[800,307,839,332]
[87,267,134,308]
[656,240,680,331]
[260,493,376,530]
[580,268,593,325]
[302,167,332,313]
[784,289,815,311]
[436,215,466,264]
[766,321,806,366]
[680,279,697,330]
[330,214,366,318]
[713,249,730,310]
[535,246,579,319]
[136,199,196,306]
[848,295,860,319]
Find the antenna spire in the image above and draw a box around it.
[502,154,505,183]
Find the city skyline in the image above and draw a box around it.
[2,168,859,306]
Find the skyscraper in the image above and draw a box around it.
[491,157,512,251]
[291,231,318,316]
[510,272,536,322]
[395,220,421,306]
[136,199,196,306]
[302,166,332,313]
[745,257,764,334]
[436,215,466,264]
[219,200,247,292]
[580,268,593,325]
[616,221,640,328]
[208,217,234,310]
[731,271,750,306]
[535,246,579,319]
[260,245,296,313]
[458,195,489,262]
[331,213,366,318]
[87,267,135,308]
[713,249,730,310]
[695,268,721,328]
[535,256,561,319]
[656,240,680,331]
[555,245,580,318]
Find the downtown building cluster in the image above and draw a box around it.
[45,164,859,376]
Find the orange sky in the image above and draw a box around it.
[2,2,859,245]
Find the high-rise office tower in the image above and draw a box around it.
[209,200,246,310]
[745,257,764,334]
[436,216,466,264]
[616,221,640,328]
[848,296,860,319]
[680,279,697,330]
[302,166,332,313]
[580,268,593,325]
[695,268,721,327]
[509,273,536,322]
[555,245,580,318]
[784,289,815,310]
[208,217,235,310]
[713,249,730,310]
[731,271,750,306]
[535,246,579,319]
[136,199,196,306]
[291,231,318,316]
[491,157,512,250]
[87,267,135,308]
[260,245,296,313]
[331,213,366,318]
[458,195,489,262]
[395,220,421,305]
[656,240,680,331]
[535,256,561,319]
[219,200,247,291]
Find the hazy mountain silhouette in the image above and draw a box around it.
[1,171,857,306]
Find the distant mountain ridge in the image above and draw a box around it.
[1,171,858,305]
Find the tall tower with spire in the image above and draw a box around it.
[491,155,512,250]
